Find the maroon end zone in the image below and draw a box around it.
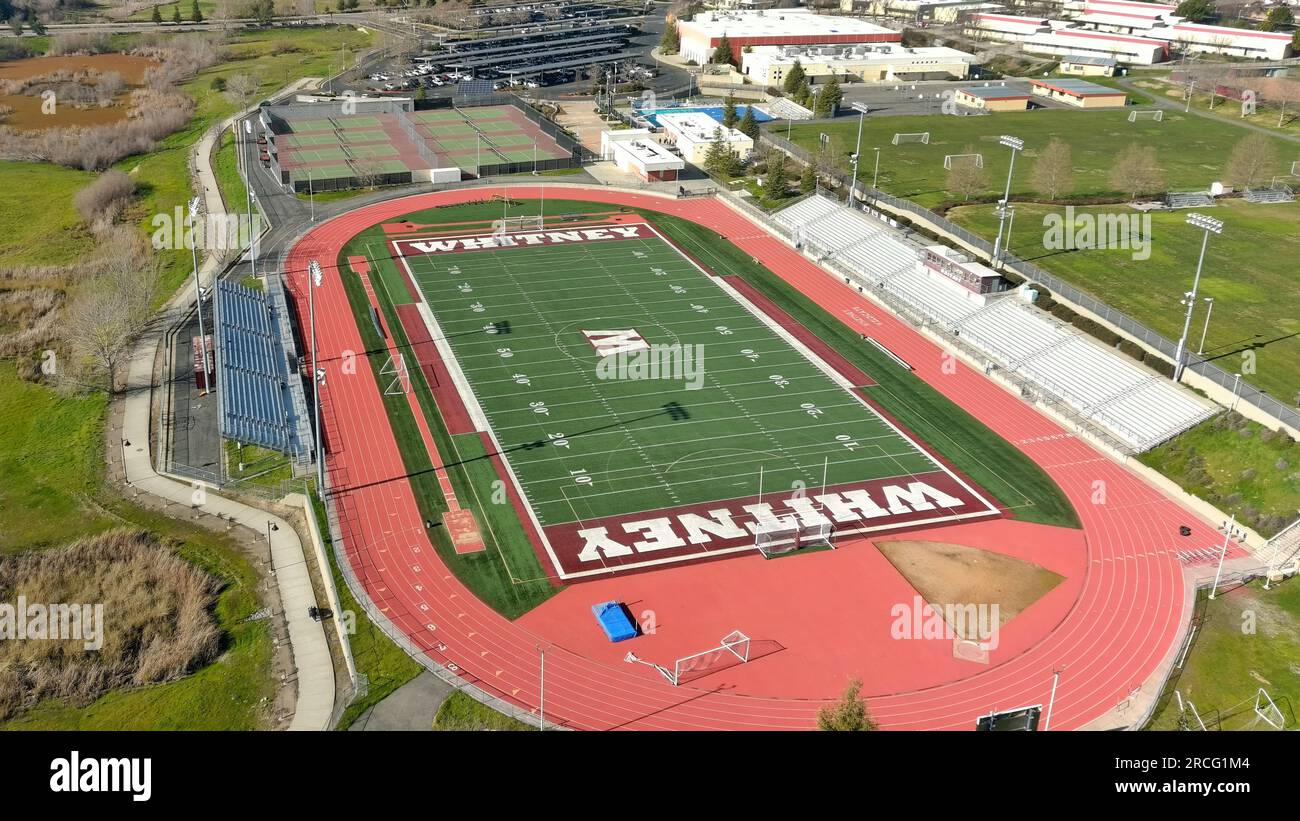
[540,471,1000,580]
[391,223,652,257]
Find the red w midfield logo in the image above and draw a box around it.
[582,329,650,357]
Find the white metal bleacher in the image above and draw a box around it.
[773,194,1217,451]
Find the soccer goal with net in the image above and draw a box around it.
[892,132,930,145]
[492,215,544,234]
[1128,109,1163,122]
[626,631,753,686]
[944,153,984,170]
[754,520,835,558]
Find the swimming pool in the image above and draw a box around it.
[634,104,773,129]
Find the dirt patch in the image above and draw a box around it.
[876,539,1063,630]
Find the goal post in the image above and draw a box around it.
[754,519,835,558]
[492,214,543,235]
[1128,109,1163,122]
[892,131,930,145]
[625,631,753,686]
[944,153,984,169]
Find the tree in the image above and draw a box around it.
[151,4,162,23]
[1109,144,1164,200]
[7,17,21,36]
[1030,137,1074,200]
[659,17,679,55]
[224,72,262,111]
[815,74,842,118]
[782,60,806,95]
[711,33,734,66]
[1222,132,1278,189]
[738,105,759,140]
[722,94,738,128]
[1260,6,1293,30]
[192,0,203,22]
[765,151,789,200]
[945,144,988,201]
[704,127,739,177]
[1174,0,1212,22]
[799,161,817,194]
[172,5,182,23]
[817,679,876,731]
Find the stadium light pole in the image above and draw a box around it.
[307,167,314,223]
[1043,669,1061,731]
[848,102,869,206]
[188,196,211,397]
[244,119,256,279]
[872,146,880,191]
[990,134,1024,269]
[1173,213,1223,382]
[1197,296,1215,355]
[1209,515,1236,601]
[308,260,325,492]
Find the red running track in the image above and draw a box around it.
[284,186,1230,730]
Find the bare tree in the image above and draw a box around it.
[1030,137,1074,201]
[1109,145,1164,200]
[1222,132,1279,190]
[73,170,136,229]
[945,145,988,201]
[224,72,262,112]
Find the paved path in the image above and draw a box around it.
[346,673,453,731]
[120,84,337,731]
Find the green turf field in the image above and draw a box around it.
[398,227,959,528]
[336,198,1077,613]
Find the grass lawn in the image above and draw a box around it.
[330,198,1077,615]
[946,198,1300,404]
[433,690,534,730]
[0,368,275,729]
[1130,74,1300,141]
[223,439,295,488]
[1139,413,1300,538]
[309,494,424,731]
[1147,578,1300,730]
[784,108,1297,209]
[211,127,249,215]
[0,161,96,269]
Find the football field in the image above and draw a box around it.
[393,221,999,578]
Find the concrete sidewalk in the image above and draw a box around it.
[119,81,337,731]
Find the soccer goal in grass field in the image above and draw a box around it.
[892,131,930,145]
[1128,109,1163,122]
[944,153,983,170]
[754,520,835,558]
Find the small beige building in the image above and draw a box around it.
[954,85,1032,112]
[657,112,753,166]
[1029,78,1127,108]
[1059,54,1119,77]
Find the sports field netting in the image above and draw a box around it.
[389,222,999,578]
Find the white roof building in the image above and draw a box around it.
[599,129,685,181]
[656,112,753,165]
[741,42,976,85]
[1147,23,1294,60]
[1023,28,1169,64]
[676,9,900,65]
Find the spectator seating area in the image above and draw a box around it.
[1164,191,1213,208]
[774,195,1217,452]
[1244,186,1294,204]
[214,279,307,457]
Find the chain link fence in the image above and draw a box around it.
[761,129,1300,435]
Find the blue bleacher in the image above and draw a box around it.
[214,279,300,455]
